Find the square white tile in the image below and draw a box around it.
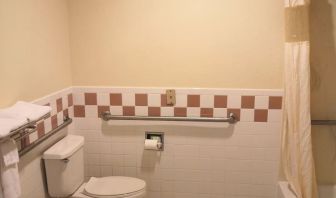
[255,96,269,109]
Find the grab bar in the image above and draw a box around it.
[311,120,336,125]
[101,111,237,124]
[18,116,72,156]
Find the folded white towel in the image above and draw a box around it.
[0,118,27,138]
[0,164,21,198]
[0,140,19,167]
[0,140,21,198]
[0,101,51,122]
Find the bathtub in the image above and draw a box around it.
[278,181,336,198]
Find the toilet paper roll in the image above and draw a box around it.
[144,139,159,150]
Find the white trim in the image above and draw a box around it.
[27,86,283,107]
[71,86,283,96]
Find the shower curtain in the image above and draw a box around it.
[282,0,318,198]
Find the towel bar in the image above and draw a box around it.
[18,116,72,156]
[101,111,237,124]
[13,126,37,142]
[0,113,50,143]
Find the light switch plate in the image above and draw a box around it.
[166,89,176,106]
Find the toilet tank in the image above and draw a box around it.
[43,135,85,197]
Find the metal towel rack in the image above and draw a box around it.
[17,116,72,156]
[0,114,72,157]
[0,114,51,143]
[311,120,336,126]
[101,111,237,124]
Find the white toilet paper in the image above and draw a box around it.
[144,139,160,150]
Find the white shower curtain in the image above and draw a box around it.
[282,0,318,198]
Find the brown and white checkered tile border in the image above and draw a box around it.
[72,91,283,123]
[18,87,283,150]
[20,89,74,149]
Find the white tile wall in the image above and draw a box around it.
[200,95,215,108]
[17,87,282,198]
[187,108,200,117]
[148,94,161,107]
[255,96,269,109]
[97,92,110,106]
[69,87,283,198]
[227,94,242,108]
[161,107,174,117]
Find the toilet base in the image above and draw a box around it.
[71,182,146,198]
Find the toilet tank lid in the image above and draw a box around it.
[43,135,84,160]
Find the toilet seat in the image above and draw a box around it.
[83,177,146,198]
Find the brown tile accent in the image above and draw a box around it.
[161,94,169,107]
[85,93,97,105]
[148,107,161,117]
[56,98,62,112]
[254,109,268,122]
[98,106,110,118]
[269,96,282,109]
[135,94,148,106]
[21,136,30,149]
[63,109,69,118]
[74,105,85,117]
[123,106,135,116]
[241,96,255,109]
[187,95,200,107]
[201,108,213,117]
[174,107,187,117]
[68,94,73,107]
[227,109,240,121]
[214,95,227,108]
[51,115,58,130]
[37,121,45,138]
[110,93,122,106]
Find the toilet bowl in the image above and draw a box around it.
[43,135,146,198]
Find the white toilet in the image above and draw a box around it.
[43,135,146,198]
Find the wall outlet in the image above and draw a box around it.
[166,89,176,106]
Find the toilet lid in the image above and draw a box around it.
[84,177,146,198]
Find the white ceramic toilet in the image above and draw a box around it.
[43,135,146,198]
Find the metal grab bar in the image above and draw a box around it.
[18,117,72,156]
[101,111,237,124]
[311,120,336,125]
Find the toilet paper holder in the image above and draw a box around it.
[145,132,164,151]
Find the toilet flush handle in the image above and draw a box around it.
[62,158,70,163]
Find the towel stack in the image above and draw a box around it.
[0,101,52,135]
[0,101,51,198]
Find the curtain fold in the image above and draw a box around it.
[282,1,318,198]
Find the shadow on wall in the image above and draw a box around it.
[310,0,336,184]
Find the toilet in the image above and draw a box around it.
[43,135,146,198]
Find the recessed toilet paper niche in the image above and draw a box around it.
[145,132,164,151]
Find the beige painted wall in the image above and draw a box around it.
[69,0,284,88]
[310,0,336,184]
[0,0,284,108]
[0,0,72,108]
